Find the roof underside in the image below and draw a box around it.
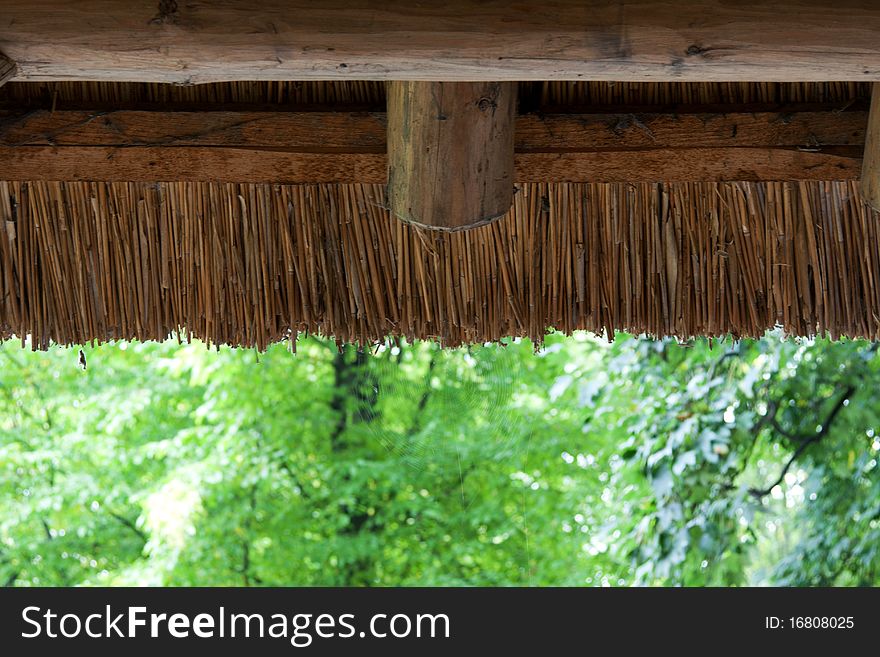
[1,81,878,348]
[1,79,870,109]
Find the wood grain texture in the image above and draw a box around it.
[386,81,517,231]
[0,106,865,184]
[0,110,389,150]
[1,1,879,83]
[860,83,880,211]
[0,53,16,87]
[0,108,866,150]
[0,146,859,184]
[0,147,387,183]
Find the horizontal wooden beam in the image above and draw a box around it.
[861,83,880,211]
[0,147,858,184]
[1,108,867,150]
[1,1,879,83]
[0,110,389,151]
[0,108,866,183]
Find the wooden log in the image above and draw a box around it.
[0,110,389,151]
[1,1,879,83]
[386,81,517,231]
[0,145,858,185]
[0,108,865,151]
[0,53,16,87]
[0,106,866,184]
[860,83,880,212]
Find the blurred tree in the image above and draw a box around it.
[0,331,876,586]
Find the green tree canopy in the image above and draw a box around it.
[0,332,877,586]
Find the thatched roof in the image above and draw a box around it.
[1,79,868,110]
[1,81,878,348]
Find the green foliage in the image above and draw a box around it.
[0,331,877,586]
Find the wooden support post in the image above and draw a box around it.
[386,81,517,231]
[0,53,16,87]
[861,83,880,212]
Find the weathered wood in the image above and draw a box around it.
[0,106,865,184]
[1,1,879,83]
[0,53,16,87]
[0,146,859,185]
[0,147,386,183]
[0,110,389,150]
[386,81,517,231]
[0,108,866,150]
[860,83,880,212]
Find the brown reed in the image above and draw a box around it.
[1,81,870,111]
[1,180,878,350]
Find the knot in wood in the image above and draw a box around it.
[477,97,497,112]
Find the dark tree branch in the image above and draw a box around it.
[708,345,742,378]
[106,510,148,543]
[328,347,379,449]
[410,353,437,435]
[3,569,19,587]
[40,518,53,541]
[0,550,19,587]
[278,461,312,501]
[238,485,262,587]
[747,386,855,498]
[328,349,349,451]
[38,518,70,585]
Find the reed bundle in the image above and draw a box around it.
[2,81,869,110]
[1,180,877,349]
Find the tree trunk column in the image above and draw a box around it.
[387,81,517,231]
[861,82,880,213]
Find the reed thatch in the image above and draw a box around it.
[2,179,878,349]
[1,81,878,348]
[2,80,870,110]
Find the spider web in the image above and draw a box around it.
[354,338,535,583]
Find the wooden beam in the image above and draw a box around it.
[0,107,866,184]
[861,83,880,212]
[1,108,865,150]
[386,81,517,231]
[0,111,389,151]
[0,146,857,184]
[1,1,879,83]
[0,53,16,87]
